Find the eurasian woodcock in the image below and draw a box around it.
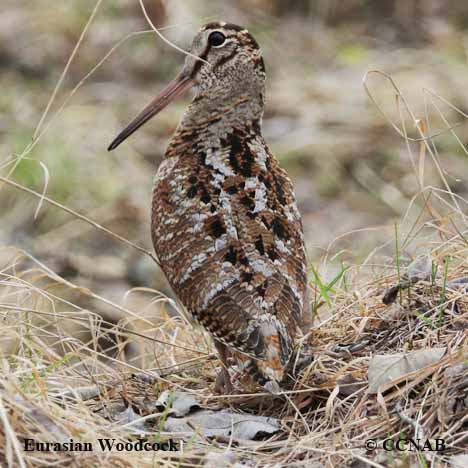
[108,21,311,393]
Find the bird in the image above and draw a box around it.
[108,21,311,393]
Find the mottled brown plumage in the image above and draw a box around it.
[109,21,311,393]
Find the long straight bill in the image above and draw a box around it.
[108,70,193,151]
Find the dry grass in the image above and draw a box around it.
[1,1,467,467]
[0,210,467,467]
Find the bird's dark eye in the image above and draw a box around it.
[208,31,226,47]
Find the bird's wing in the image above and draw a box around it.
[214,138,308,359]
[152,132,309,380]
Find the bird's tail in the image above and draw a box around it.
[242,316,293,394]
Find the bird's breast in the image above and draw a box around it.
[151,132,307,325]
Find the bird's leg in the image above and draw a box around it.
[283,343,314,386]
[213,340,234,394]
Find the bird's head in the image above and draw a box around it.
[108,21,265,151]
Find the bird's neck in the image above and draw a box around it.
[178,85,264,138]
[163,82,266,160]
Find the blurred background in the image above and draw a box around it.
[1,0,468,338]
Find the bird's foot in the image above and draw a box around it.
[291,353,314,376]
[275,346,315,389]
[214,367,234,394]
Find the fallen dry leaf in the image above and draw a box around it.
[368,347,446,394]
[448,276,468,290]
[382,254,433,305]
[406,255,433,281]
[164,409,280,441]
[156,390,200,417]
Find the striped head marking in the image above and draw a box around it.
[193,22,265,74]
[184,22,266,99]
